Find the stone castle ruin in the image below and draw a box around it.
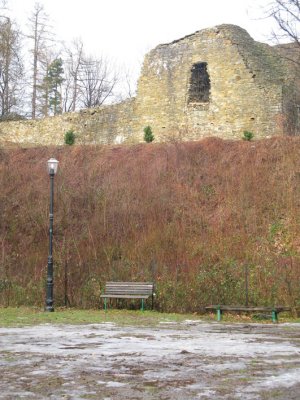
[0,24,299,146]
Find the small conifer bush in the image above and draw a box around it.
[143,125,154,143]
[243,130,254,141]
[64,129,76,145]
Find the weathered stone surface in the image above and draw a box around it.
[0,24,298,146]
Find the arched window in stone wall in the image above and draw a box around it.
[188,62,210,103]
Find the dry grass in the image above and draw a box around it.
[1,137,300,311]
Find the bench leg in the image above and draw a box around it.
[104,298,107,312]
[141,299,144,312]
[272,310,278,323]
[217,307,222,322]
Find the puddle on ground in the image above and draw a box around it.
[0,321,299,399]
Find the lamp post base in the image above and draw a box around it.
[45,305,54,312]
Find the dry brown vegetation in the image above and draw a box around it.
[0,137,300,311]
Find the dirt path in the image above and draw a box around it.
[0,321,299,399]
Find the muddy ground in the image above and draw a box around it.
[0,320,299,399]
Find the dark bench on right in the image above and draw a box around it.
[205,305,292,323]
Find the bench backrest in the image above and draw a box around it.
[104,282,154,296]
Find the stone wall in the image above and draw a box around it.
[0,99,136,146]
[0,24,297,147]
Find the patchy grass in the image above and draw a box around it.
[0,307,299,328]
[0,307,201,327]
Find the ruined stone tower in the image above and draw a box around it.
[133,24,297,141]
[0,24,298,146]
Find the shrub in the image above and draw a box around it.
[64,129,76,145]
[0,113,26,121]
[2,137,300,309]
[143,126,154,143]
[243,130,254,141]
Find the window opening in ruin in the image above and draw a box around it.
[188,62,210,103]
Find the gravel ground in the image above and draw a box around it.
[0,321,299,399]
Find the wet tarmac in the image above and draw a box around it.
[0,320,299,399]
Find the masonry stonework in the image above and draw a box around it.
[0,24,297,146]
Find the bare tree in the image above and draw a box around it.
[62,38,84,112]
[123,68,136,99]
[62,45,119,110]
[267,0,300,44]
[37,53,51,118]
[78,55,118,108]
[264,1,300,65]
[0,1,7,13]
[266,1,300,134]
[0,16,24,119]
[113,67,137,102]
[27,2,54,119]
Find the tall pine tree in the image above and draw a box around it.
[43,58,64,115]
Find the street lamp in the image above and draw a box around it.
[45,158,59,312]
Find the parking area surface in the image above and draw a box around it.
[0,321,299,399]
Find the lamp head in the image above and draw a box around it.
[47,158,59,175]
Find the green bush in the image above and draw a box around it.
[143,125,155,143]
[243,130,254,141]
[64,129,76,145]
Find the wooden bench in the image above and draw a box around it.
[100,282,155,311]
[205,305,292,323]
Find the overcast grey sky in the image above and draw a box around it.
[7,0,276,86]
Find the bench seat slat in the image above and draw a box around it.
[105,287,153,290]
[104,287,153,290]
[103,291,153,295]
[100,294,149,299]
[104,288,153,292]
[205,305,291,312]
[103,293,153,295]
[105,286,153,288]
[103,289,153,292]
[105,281,154,284]
[105,286,154,288]
[105,282,153,287]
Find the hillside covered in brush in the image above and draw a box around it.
[0,137,300,311]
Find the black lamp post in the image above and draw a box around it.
[45,158,59,312]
